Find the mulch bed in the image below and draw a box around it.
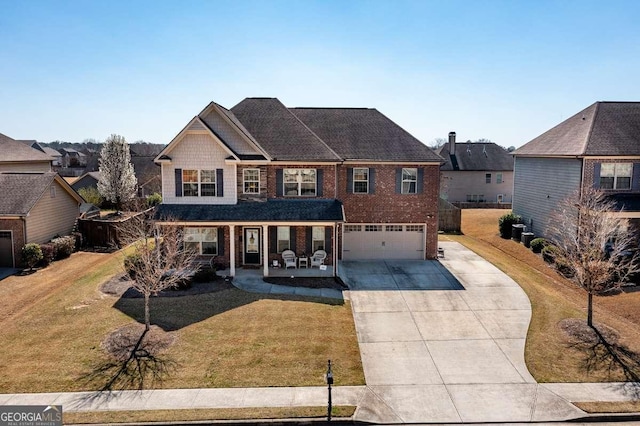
[558,318,620,345]
[263,276,347,290]
[100,274,234,298]
[102,323,176,361]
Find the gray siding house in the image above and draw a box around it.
[512,101,640,238]
[436,132,514,204]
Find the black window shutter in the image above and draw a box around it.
[305,227,312,254]
[290,227,297,253]
[217,227,225,256]
[632,164,640,191]
[216,169,224,197]
[395,168,402,193]
[347,168,353,193]
[593,163,601,189]
[417,168,424,194]
[175,168,182,197]
[269,227,277,253]
[325,227,332,253]
[369,168,375,194]
[317,169,323,196]
[276,169,283,196]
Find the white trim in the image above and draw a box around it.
[352,167,369,194]
[208,103,273,161]
[156,221,340,226]
[272,161,340,166]
[342,160,442,165]
[283,168,317,197]
[243,168,261,194]
[243,227,261,266]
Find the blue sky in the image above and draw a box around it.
[1,0,639,148]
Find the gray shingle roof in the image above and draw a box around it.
[0,133,54,163]
[230,98,342,161]
[154,199,344,222]
[0,172,58,215]
[514,102,640,157]
[291,107,443,162]
[436,143,513,171]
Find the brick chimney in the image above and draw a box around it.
[448,132,456,155]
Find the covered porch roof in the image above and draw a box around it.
[154,199,345,223]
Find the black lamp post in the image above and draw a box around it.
[326,359,333,421]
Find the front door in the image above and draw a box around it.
[244,228,261,265]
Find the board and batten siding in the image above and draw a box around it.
[161,133,236,204]
[513,157,582,238]
[0,162,51,173]
[26,180,79,243]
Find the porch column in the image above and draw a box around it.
[333,223,338,277]
[229,225,236,277]
[262,224,269,277]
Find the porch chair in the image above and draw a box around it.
[282,250,297,269]
[310,250,327,268]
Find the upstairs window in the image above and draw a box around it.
[183,169,216,197]
[353,168,369,193]
[402,168,417,194]
[284,169,316,196]
[485,173,492,184]
[497,173,503,184]
[600,163,632,190]
[243,169,260,194]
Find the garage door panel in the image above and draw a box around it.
[343,224,424,260]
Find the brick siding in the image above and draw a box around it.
[0,219,25,267]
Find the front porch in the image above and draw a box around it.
[214,263,336,278]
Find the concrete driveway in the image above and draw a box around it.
[340,241,584,423]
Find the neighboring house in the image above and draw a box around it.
[130,155,161,197]
[0,172,83,267]
[59,147,87,168]
[512,101,640,238]
[0,133,53,172]
[154,98,443,277]
[71,171,101,193]
[20,141,63,167]
[436,132,514,204]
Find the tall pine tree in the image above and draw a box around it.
[98,134,137,211]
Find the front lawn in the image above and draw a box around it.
[443,209,640,382]
[0,250,364,393]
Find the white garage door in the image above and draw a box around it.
[343,224,425,260]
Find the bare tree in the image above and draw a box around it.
[429,138,447,150]
[119,216,200,331]
[98,134,137,211]
[548,188,639,327]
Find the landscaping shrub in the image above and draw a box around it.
[72,232,83,250]
[78,186,104,207]
[146,193,162,207]
[192,268,217,283]
[21,243,43,270]
[530,238,547,253]
[541,244,558,263]
[39,243,55,266]
[123,252,142,279]
[498,212,522,239]
[51,236,75,260]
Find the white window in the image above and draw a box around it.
[402,168,417,194]
[386,225,403,232]
[353,168,369,193]
[600,163,632,190]
[50,186,56,198]
[497,173,503,184]
[184,227,218,255]
[284,169,316,196]
[406,225,424,232]
[312,226,325,251]
[243,169,260,194]
[485,173,492,184]
[277,226,290,253]
[365,225,382,232]
[183,170,216,197]
[344,225,361,232]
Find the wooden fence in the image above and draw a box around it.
[439,199,461,233]
[78,209,152,249]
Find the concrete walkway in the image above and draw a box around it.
[1,243,639,421]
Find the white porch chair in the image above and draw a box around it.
[310,250,327,268]
[282,250,297,269]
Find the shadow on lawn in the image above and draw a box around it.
[571,325,640,399]
[113,287,344,332]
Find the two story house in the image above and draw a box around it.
[153,98,443,277]
[512,101,640,238]
[436,132,514,204]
